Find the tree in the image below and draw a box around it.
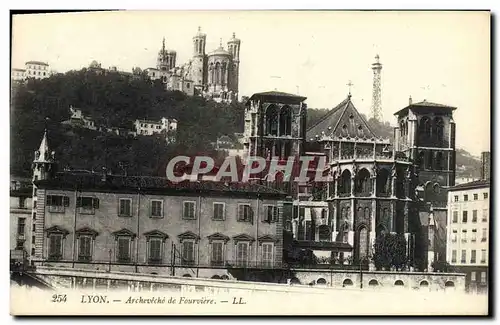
[431,260,455,273]
[372,233,408,271]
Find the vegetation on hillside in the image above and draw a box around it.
[10,70,244,177]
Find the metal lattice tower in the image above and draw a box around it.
[371,54,383,121]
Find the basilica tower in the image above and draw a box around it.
[191,27,207,88]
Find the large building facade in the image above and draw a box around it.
[146,28,241,103]
[446,180,490,292]
[30,131,287,280]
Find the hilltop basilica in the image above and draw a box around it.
[145,27,241,103]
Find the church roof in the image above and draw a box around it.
[209,46,231,56]
[394,100,457,116]
[247,91,307,104]
[306,95,377,141]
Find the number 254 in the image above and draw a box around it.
[51,294,67,303]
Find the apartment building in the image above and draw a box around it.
[446,179,490,292]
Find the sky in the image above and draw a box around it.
[11,11,490,155]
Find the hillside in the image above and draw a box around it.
[10,70,244,177]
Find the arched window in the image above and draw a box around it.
[342,279,353,287]
[290,277,301,285]
[340,170,351,195]
[426,151,433,169]
[355,168,371,194]
[369,279,379,286]
[434,117,444,142]
[279,106,292,136]
[419,151,425,169]
[209,63,214,84]
[321,209,327,219]
[376,168,390,195]
[420,280,429,287]
[265,105,279,136]
[211,275,221,279]
[214,62,221,84]
[420,116,431,137]
[445,281,455,288]
[221,62,227,85]
[183,274,192,277]
[394,280,404,286]
[317,278,327,285]
[318,225,330,242]
[435,152,444,170]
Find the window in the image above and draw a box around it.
[236,242,249,267]
[481,250,486,263]
[238,204,253,222]
[211,241,224,266]
[119,198,132,217]
[148,238,162,264]
[263,205,277,223]
[480,272,486,283]
[472,210,478,223]
[454,195,459,202]
[473,194,478,200]
[150,200,163,218]
[483,192,488,199]
[261,243,273,268]
[462,211,468,223]
[181,241,195,265]
[77,196,99,214]
[464,195,468,202]
[461,230,467,243]
[182,201,196,220]
[470,250,476,263]
[17,218,25,236]
[451,250,457,263]
[32,236,35,244]
[48,234,63,261]
[213,203,225,221]
[482,209,488,222]
[461,250,466,264]
[18,197,26,208]
[46,195,69,213]
[481,228,487,242]
[451,229,457,242]
[78,236,92,262]
[117,237,131,262]
[471,229,477,242]
[452,211,458,223]
[33,201,37,209]
[471,271,476,282]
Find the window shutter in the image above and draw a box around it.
[261,206,267,222]
[249,206,254,222]
[63,196,70,207]
[274,206,280,223]
[76,197,82,207]
[46,195,52,205]
[93,198,99,209]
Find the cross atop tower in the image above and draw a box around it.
[162,37,166,52]
[347,80,354,97]
[219,38,222,47]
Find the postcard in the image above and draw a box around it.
[9,10,490,316]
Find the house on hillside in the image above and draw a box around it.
[134,117,178,143]
[61,106,97,131]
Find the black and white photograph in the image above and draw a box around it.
[8,10,491,316]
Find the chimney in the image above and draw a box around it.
[409,96,412,105]
[481,151,491,180]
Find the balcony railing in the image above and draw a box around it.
[78,255,92,262]
[48,205,65,213]
[148,258,162,265]
[48,254,62,261]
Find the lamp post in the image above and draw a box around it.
[108,249,112,272]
